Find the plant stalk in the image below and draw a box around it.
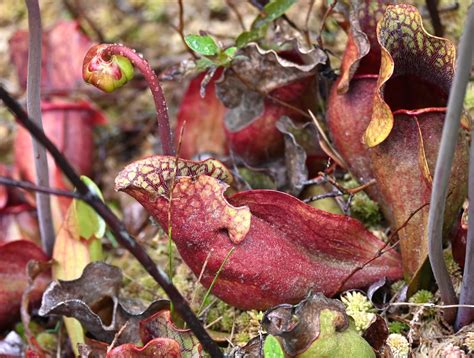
[455,4,474,330]
[0,86,222,357]
[0,176,82,200]
[25,0,55,256]
[428,3,474,325]
[101,45,175,156]
[425,0,444,36]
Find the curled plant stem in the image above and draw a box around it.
[455,4,474,330]
[101,44,175,156]
[0,86,222,357]
[428,3,474,326]
[25,0,55,256]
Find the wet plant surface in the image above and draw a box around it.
[0,1,474,357]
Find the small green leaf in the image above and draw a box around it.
[74,176,106,240]
[185,34,220,56]
[223,46,237,57]
[264,335,284,358]
[236,29,264,48]
[196,57,216,71]
[252,0,297,30]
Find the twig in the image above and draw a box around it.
[191,251,213,309]
[198,247,236,315]
[428,3,474,327]
[167,120,186,303]
[107,321,129,353]
[25,0,55,256]
[63,0,106,42]
[390,302,474,310]
[425,0,444,37]
[177,0,197,59]
[0,86,223,358]
[0,176,82,200]
[303,0,316,46]
[226,0,246,31]
[317,0,338,49]
[336,202,429,293]
[456,3,474,331]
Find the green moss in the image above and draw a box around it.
[444,249,461,275]
[341,177,382,227]
[408,290,433,304]
[391,280,406,296]
[388,321,409,334]
[36,332,57,352]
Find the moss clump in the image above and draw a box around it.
[341,177,382,227]
[234,311,263,344]
[409,290,433,304]
[444,249,461,276]
[386,333,409,358]
[390,280,406,296]
[340,292,375,333]
[205,300,236,332]
[36,332,57,352]
[388,321,409,334]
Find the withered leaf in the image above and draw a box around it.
[262,293,348,356]
[0,240,50,330]
[39,262,169,344]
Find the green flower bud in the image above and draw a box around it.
[82,44,134,93]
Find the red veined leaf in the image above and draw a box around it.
[9,21,93,94]
[116,156,402,310]
[0,240,50,330]
[106,338,181,358]
[176,70,227,159]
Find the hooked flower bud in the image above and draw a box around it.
[82,44,134,92]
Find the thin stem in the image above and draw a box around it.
[198,247,236,315]
[455,5,474,330]
[428,4,474,325]
[0,86,222,357]
[177,0,198,59]
[303,0,316,46]
[226,0,246,31]
[102,45,175,156]
[0,176,82,200]
[25,0,55,256]
[425,0,444,37]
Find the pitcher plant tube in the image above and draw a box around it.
[364,4,468,281]
[115,155,402,310]
[327,0,393,215]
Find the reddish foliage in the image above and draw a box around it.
[328,3,468,279]
[0,240,50,330]
[15,100,106,212]
[327,0,391,211]
[139,310,202,356]
[176,71,227,159]
[225,77,314,165]
[107,338,181,358]
[9,20,107,214]
[116,157,402,310]
[9,21,93,94]
[451,213,467,270]
[0,165,39,244]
